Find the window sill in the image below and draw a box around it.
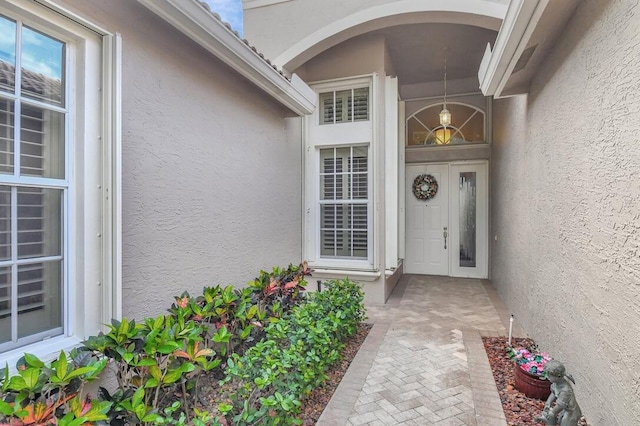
[0,336,83,374]
[310,267,381,282]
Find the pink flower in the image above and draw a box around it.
[176,296,189,308]
[510,346,551,378]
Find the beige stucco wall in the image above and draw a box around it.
[294,34,387,83]
[491,1,640,424]
[61,0,303,320]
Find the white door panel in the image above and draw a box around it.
[405,164,448,275]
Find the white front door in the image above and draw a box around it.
[404,161,488,278]
[405,164,449,275]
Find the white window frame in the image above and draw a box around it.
[318,145,370,260]
[305,76,374,270]
[0,0,121,368]
[406,101,487,146]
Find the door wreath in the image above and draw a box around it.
[412,174,438,200]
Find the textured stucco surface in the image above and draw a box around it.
[491,1,640,424]
[63,0,303,320]
[294,34,386,83]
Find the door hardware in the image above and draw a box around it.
[443,226,448,249]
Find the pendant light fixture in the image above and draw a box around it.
[439,48,451,128]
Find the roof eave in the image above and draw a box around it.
[477,0,549,99]
[137,0,315,115]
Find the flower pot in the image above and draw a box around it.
[513,364,551,400]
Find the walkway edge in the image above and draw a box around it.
[316,322,390,426]
[463,329,508,426]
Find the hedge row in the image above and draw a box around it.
[221,278,366,424]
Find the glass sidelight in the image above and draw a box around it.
[449,162,487,279]
[458,172,476,268]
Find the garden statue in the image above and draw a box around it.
[536,360,582,426]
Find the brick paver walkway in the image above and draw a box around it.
[318,275,522,426]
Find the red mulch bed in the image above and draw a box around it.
[483,336,589,426]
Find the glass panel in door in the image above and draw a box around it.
[449,163,487,278]
[459,172,476,268]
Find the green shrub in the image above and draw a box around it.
[169,285,266,359]
[247,262,311,318]
[220,277,366,425]
[83,315,221,425]
[0,349,110,425]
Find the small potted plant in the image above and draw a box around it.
[508,346,552,400]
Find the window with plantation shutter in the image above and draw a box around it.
[319,87,369,125]
[319,146,368,259]
[307,77,373,269]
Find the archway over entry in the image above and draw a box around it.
[274,0,507,71]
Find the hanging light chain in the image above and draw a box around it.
[444,52,447,108]
[439,48,452,130]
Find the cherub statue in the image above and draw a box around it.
[536,360,582,426]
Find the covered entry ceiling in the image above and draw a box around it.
[376,23,498,85]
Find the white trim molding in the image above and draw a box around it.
[478,0,549,98]
[304,75,375,271]
[33,0,111,34]
[311,268,381,282]
[384,76,398,271]
[102,33,123,323]
[137,0,316,116]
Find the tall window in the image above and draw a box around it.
[0,1,119,365]
[0,15,67,351]
[319,147,368,259]
[306,78,372,269]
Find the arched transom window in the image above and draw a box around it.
[407,102,486,146]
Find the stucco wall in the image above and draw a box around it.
[293,34,387,83]
[63,0,303,320]
[491,1,640,424]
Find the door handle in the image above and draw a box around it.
[443,226,448,249]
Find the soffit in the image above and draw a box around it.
[479,0,581,98]
[498,0,581,96]
[380,23,498,85]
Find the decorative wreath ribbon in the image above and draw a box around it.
[412,174,438,200]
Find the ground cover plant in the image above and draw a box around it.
[0,263,366,425]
